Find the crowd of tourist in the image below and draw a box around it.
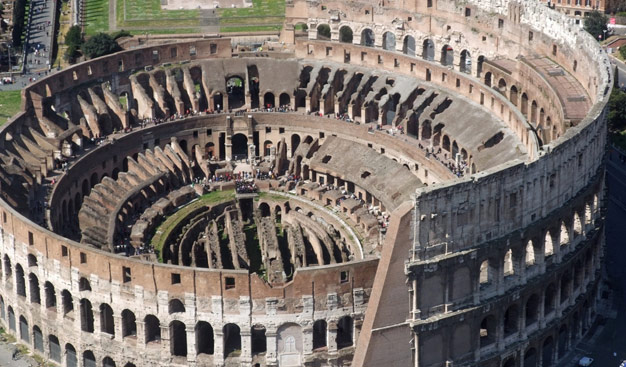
[235,179,258,194]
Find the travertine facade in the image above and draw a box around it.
[0,0,611,366]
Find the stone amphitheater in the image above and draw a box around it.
[0,0,611,366]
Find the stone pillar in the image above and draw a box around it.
[136,320,146,351]
[93,309,101,334]
[496,261,505,296]
[538,292,546,329]
[328,322,338,352]
[305,97,312,113]
[214,329,224,365]
[266,330,278,366]
[186,325,197,362]
[114,315,123,342]
[240,329,252,364]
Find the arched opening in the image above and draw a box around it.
[524,347,538,367]
[558,324,568,357]
[16,264,25,296]
[226,76,245,109]
[498,78,507,95]
[421,120,432,140]
[440,45,454,66]
[291,134,301,156]
[223,323,242,358]
[263,92,275,108]
[179,139,188,155]
[560,221,570,246]
[484,71,492,87]
[122,309,137,338]
[103,357,116,367]
[479,315,497,347]
[79,277,91,291]
[503,357,516,367]
[460,49,471,73]
[542,337,554,367]
[232,133,248,161]
[66,344,78,367]
[477,55,485,77]
[80,299,94,332]
[251,324,267,356]
[503,304,519,336]
[544,283,557,314]
[168,299,185,314]
[422,39,435,61]
[29,273,40,304]
[560,271,572,304]
[49,335,61,362]
[525,294,540,326]
[336,316,353,349]
[145,315,161,343]
[3,255,11,279]
[316,24,331,40]
[7,306,15,331]
[294,22,308,37]
[574,212,583,237]
[339,26,353,43]
[259,202,271,217]
[90,172,98,189]
[442,135,451,152]
[196,321,214,355]
[479,259,494,286]
[83,350,96,367]
[382,31,396,51]
[313,320,327,350]
[509,85,518,106]
[531,100,538,124]
[503,249,514,276]
[403,35,416,56]
[170,321,187,356]
[213,93,223,111]
[263,140,273,156]
[361,29,375,47]
[62,290,73,315]
[525,240,536,266]
[19,316,29,342]
[279,92,290,107]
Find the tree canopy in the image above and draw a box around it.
[82,33,121,59]
[584,11,608,41]
[608,88,626,132]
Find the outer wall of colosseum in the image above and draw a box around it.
[0,0,611,366]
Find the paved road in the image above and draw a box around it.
[0,0,56,91]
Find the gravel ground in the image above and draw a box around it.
[0,336,39,367]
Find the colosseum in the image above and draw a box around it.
[0,0,611,366]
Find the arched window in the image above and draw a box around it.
[336,316,353,349]
[195,321,214,355]
[168,299,185,314]
[313,320,327,350]
[100,303,115,335]
[122,309,137,338]
[170,321,187,356]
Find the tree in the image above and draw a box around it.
[65,25,83,48]
[82,33,121,59]
[584,11,608,41]
[620,46,626,60]
[11,0,26,47]
[608,88,626,131]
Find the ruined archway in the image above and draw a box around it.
[232,133,248,161]
[422,39,435,60]
[339,26,353,43]
[382,32,396,51]
[226,76,245,110]
[403,35,416,56]
[361,28,375,47]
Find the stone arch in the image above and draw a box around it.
[19,315,29,342]
[7,306,14,331]
[336,316,353,349]
[103,357,116,367]
[460,49,471,73]
[83,350,96,367]
[80,298,94,332]
[542,336,554,366]
[422,39,435,60]
[170,320,187,356]
[421,119,432,140]
[62,289,73,315]
[521,93,529,116]
[49,335,61,362]
[525,240,536,266]
[15,264,25,297]
[168,298,185,314]
[484,71,492,87]
[479,315,497,347]
[544,230,554,257]
[277,323,303,360]
[524,347,538,367]
[32,325,43,352]
[196,321,214,355]
[264,92,275,108]
[226,76,245,109]
[145,315,161,343]
[361,28,375,47]
[531,100,538,124]
[339,25,353,43]
[291,134,301,156]
[560,271,572,304]
[479,259,494,286]
[79,276,91,291]
[263,140,273,156]
[544,283,557,314]
[382,31,396,51]
[3,255,10,278]
[498,78,507,94]
[477,55,485,77]
[442,135,451,152]
[251,324,267,355]
[66,343,77,367]
[558,324,568,357]
[27,254,37,267]
[313,320,327,350]
[29,273,40,304]
[503,249,514,276]
[525,293,540,326]
[440,44,454,66]
[503,356,516,367]
[316,24,331,40]
[560,221,570,246]
[232,133,248,161]
[223,323,241,358]
[503,304,519,336]
[279,92,291,107]
[403,35,416,56]
[90,172,98,188]
[509,85,518,106]
[573,212,583,237]
[121,309,136,338]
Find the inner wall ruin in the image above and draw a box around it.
[0,0,611,366]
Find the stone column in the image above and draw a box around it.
[538,292,546,329]
[266,330,278,365]
[240,329,252,364]
[114,314,123,342]
[328,322,338,352]
[186,325,197,362]
[136,320,146,351]
[214,329,224,365]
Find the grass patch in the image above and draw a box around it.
[0,90,23,123]
[116,0,199,30]
[151,190,235,261]
[83,0,109,36]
